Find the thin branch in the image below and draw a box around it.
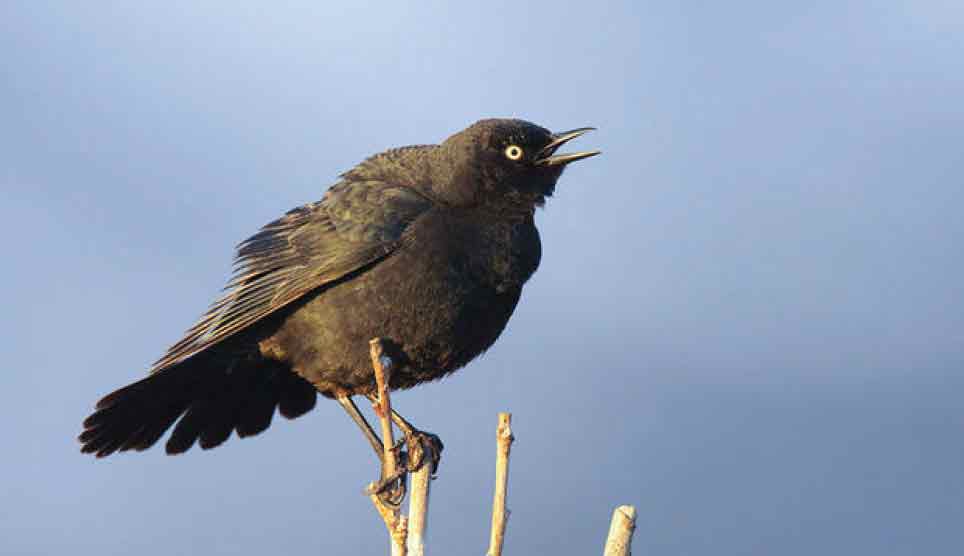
[368,486,408,555]
[602,505,637,556]
[368,338,406,556]
[486,412,514,556]
[369,338,398,484]
[405,452,432,556]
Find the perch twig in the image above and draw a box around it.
[602,505,637,556]
[405,449,432,556]
[486,412,514,556]
[368,338,406,556]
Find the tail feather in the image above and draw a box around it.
[126,404,184,452]
[277,370,318,419]
[166,397,215,454]
[197,386,244,451]
[236,382,278,438]
[79,354,317,457]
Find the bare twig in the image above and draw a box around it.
[368,338,406,556]
[370,338,398,484]
[486,412,514,556]
[405,452,432,556]
[603,505,637,556]
[367,485,408,555]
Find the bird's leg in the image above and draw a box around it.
[337,394,407,506]
[336,395,383,457]
[365,393,444,475]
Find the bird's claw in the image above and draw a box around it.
[364,430,443,507]
[401,430,444,476]
[368,468,407,509]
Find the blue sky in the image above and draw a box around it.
[2,2,963,554]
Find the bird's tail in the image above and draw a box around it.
[79,352,317,457]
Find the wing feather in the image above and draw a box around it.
[150,182,432,372]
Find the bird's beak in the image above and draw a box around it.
[535,127,601,166]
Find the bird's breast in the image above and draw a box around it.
[408,208,542,292]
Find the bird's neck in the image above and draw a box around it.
[342,145,436,187]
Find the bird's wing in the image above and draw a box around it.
[150,181,432,372]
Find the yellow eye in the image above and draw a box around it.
[504,145,524,161]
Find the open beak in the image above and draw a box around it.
[535,127,601,166]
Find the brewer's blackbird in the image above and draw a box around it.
[79,118,599,465]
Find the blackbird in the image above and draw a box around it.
[79,118,599,467]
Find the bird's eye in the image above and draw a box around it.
[504,145,524,161]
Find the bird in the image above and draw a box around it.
[78,118,599,473]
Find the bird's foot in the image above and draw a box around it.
[400,429,444,476]
[369,464,407,509]
[363,437,410,507]
[363,430,443,507]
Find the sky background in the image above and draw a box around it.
[2,2,963,554]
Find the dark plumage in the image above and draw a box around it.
[79,118,599,458]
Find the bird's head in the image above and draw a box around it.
[431,119,600,212]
